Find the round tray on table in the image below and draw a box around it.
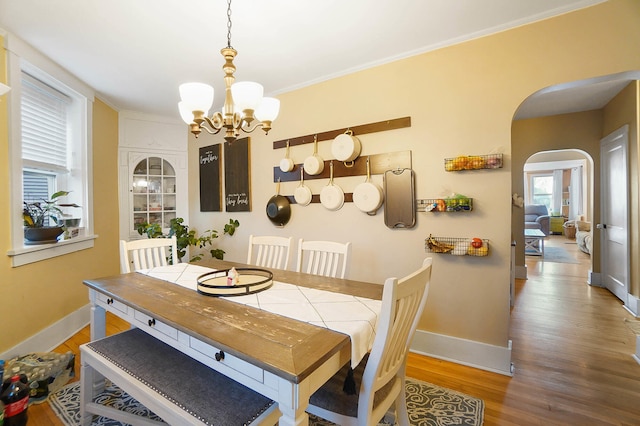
[197,268,273,297]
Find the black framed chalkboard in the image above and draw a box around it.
[199,144,222,212]
[224,137,251,212]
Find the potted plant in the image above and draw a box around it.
[23,190,81,243]
[137,217,239,262]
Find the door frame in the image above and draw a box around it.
[599,124,630,305]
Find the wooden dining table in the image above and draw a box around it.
[84,259,383,426]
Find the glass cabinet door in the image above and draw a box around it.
[131,157,177,231]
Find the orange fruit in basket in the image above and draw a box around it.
[471,238,483,248]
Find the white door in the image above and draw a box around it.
[599,125,629,303]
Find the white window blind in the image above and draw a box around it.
[23,171,53,203]
[21,72,71,172]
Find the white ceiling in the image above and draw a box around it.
[1,0,627,120]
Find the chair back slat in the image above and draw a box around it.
[359,257,432,422]
[306,257,432,426]
[119,236,177,273]
[296,240,351,279]
[247,235,293,270]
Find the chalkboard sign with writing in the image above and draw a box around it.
[199,144,222,212]
[224,137,251,212]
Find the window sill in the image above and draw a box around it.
[7,234,98,267]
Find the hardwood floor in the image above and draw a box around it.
[29,235,640,425]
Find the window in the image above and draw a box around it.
[6,33,95,266]
[530,174,553,211]
[21,72,72,226]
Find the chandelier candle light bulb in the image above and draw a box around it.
[177,0,280,143]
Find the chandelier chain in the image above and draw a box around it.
[226,0,233,48]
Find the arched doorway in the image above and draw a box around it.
[512,72,638,310]
[523,149,594,272]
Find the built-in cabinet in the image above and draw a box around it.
[131,155,178,231]
[118,112,188,241]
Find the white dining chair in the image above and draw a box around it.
[246,234,293,270]
[296,239,351,279]
[119,236,178,273]
[306,257,433,426]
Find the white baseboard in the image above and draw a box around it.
[411,330,513,376]
[587,270,602,286]
[625,294,639,317]
[515,265,527,280]
[0,304,91,361]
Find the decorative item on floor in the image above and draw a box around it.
[49,378,484,426]
[178,0,280,142]
[23,190,81,244]
[136,217,239,262]
[3,351,75,404]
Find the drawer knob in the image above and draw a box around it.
[215,351,225,361]
[107,298,113,305]
[148,318,156,327]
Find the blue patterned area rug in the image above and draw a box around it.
[49,378,484,426]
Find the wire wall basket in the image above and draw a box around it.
[417,198,473,212]
[444,153,503,171]
[425,235,489,256]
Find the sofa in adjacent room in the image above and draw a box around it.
[524,204,550,236]
[575,220,592,255]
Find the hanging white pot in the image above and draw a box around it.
[320,161,344,211]
[353,156,384,214]
[331,129,361,164]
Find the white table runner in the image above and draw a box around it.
[137,264,381,368]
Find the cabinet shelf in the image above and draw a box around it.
[425,235,489,256]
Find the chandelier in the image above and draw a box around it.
[178,0,280,143]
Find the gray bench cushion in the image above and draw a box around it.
[87,328,274,425]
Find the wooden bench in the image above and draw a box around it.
[80,328,280,425]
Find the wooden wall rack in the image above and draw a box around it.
[273,151,412,183]
[272,117,411,149]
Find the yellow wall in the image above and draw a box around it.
[189,0,640,350]
[0,36,120,354]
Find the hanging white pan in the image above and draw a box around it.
[294,166,313,206]
[331,129,361,165]
[320,161,344,211]
[279,140,294,172]
[353,156,384,214]
[303,135,324,175]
